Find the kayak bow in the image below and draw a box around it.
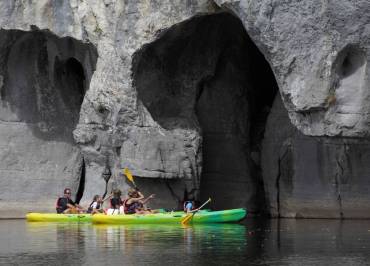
[26,213,92,222]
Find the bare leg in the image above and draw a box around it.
[63,207,78,214]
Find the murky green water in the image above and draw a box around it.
[1,219,370,265]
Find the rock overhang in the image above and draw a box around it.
[216,0,370,137]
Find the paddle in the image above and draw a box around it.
[181,198,211,225]
[123,167,137,189]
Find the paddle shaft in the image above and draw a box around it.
[181,198,211,225]
[193,198,211,212]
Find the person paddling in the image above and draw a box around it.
[184,199,196,214]
[124,188,155,214]
[56,188,85,214]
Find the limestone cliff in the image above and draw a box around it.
[0,0,369,218]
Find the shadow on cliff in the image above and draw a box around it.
[132,12,279,215]
[0,29,98,142]
[0,29,98,206]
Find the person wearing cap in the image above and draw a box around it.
[55,188,85,214]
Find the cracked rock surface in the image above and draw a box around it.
[263,95,370,218]
[217,0,370,137]
[0,0,370,217]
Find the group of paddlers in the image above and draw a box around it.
[56,187,157,215]
[56,187,198,215]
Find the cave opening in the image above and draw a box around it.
[133,12,278,214]
[65,57,86,105]
[0,29,97,212]
[336,46,366,79]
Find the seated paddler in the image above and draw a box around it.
[56,188,85,214]
[124,188,155,214]
[184,198,196,214]
[87,195,104,214]
[107,189,124,214]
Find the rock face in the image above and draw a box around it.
[263,95,370,218]
[132,12,276,211]
[216,0,370,137]
[0,29,97,217]
[0,0,370,218]
[0,0,221,215]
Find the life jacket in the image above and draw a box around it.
[124,199,143,214]
[56,197,68,214]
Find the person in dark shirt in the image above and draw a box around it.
[110,189,123,209]
[56,188,85,214]
[124,188,155,214]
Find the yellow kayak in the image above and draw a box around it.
[26,213,92,222]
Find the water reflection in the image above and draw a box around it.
[244,218,370,265]
[21,222,247,265]
[91,223,247,265]
[1,219,370,265]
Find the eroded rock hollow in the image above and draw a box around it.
[0,29,97,216]
[133,12,277,213]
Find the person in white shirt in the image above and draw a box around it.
[87,195,103,214]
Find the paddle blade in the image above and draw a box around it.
[181,214,193,225]
[180,198,211,225]
[124,168,134,183]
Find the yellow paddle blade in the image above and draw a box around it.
[181,214,194,225]
[181,198,212,225]
[124,168,134,183]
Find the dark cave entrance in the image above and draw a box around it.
[64,57,86,105]
[133,12,278,213]
[0,29,97,205]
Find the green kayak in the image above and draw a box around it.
[92,208,246,225]
[26,213,92,222]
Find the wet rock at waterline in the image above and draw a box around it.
[0,1,370,218]
[263,96,370,218]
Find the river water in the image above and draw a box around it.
[1,218,370,265]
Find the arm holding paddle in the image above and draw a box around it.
[102,193,113,202]
[67,203,85,213]
[126,190,145,205]
[187,206,201,213]
[181,198,211,225]
[123,168,148,205]
[123,168,157,214]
